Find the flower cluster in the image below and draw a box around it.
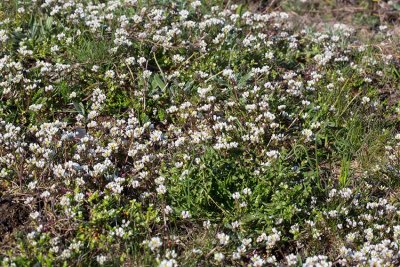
[0,0,399,266]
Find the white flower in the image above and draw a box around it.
[232,192,240,200]
[96,255,107,265]
[242,188,252,195]
[222,69,234,79]
[30,211,40,220]
[61,249,72,259]
[266,150,280,159]
[105,70,115,79]
[191,1,201,8]
[50,45,60,53]
[346,232,356,243]
[179,10,189,20]
[159,259,177,267]
[164,205,172,215]
[143,70,152,79]
[148,237,162,251]
[45,85,54,92]
[0,30,8,42]
[232,252,241,260]
[172,54,185,63]
[91,65,99,72]
[114,227,125,237]
[216,232,230,245]
[138,57,147,65]
[214,252,225,262]
[29,104,43,112]
[24,197,34,204]
[232,221,240,229]
[74,193,85,202]
[361,96,370,105]
[181,210,191,219]
[40,191,50,198]
[150,130,164,142]
[301,129,313,141]
[157,184,167,195]
[251,254,265,267]
[28,181,37,190]
[27,231,36,239]
[286,254,298,266]
[125,57,136,65]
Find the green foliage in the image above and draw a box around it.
[1,0,399,266]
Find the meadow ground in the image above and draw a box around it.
[0,0,400,266]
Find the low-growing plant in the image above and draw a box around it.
[0,0,399,266]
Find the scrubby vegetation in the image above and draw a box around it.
[0,0,400,266]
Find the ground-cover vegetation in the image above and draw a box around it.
[0,0,400,266]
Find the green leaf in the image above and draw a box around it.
[32,88,44,102]
[45,16,53,31]
[393,67,400,79]
[339,156,350,188]
[151,74,165,92]
[158,109,166,121]
[236,4,245,17]
[73,101,85,116]
[238,72,252,88]
[140,113,150,124]
[184,81,194,94]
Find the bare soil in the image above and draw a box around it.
[0,196,29,243]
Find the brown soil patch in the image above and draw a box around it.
[0,196,29,242]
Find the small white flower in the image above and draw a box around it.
[45,85,54,92]
[203,220,211,229]
[40,191,50,198]
[172,54,185,63]
[232,192,240,200]
[30,211,40,220]
[28,181,37,190]
[251,254,265,267]
[361,96,370,105]
[286,254,298,266]
[217,232,230,245]
[242,188,252,195]
[148,237,162,251]
[181,210,191,219]
[92,65,99,72]
[96,255,107,265]
[50,45,60,53]
[74,193,85,202]
[232,221,240,229]
[138,57,147,65]
[29,104,43,112]
[159,259,177,267]
[266,150,280,159]
[156,184,167,195]
[301,128,313,141]
[105,70,115,79]
[125,57,135,65]
[164,205,172,215]
[214,252,225,262]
